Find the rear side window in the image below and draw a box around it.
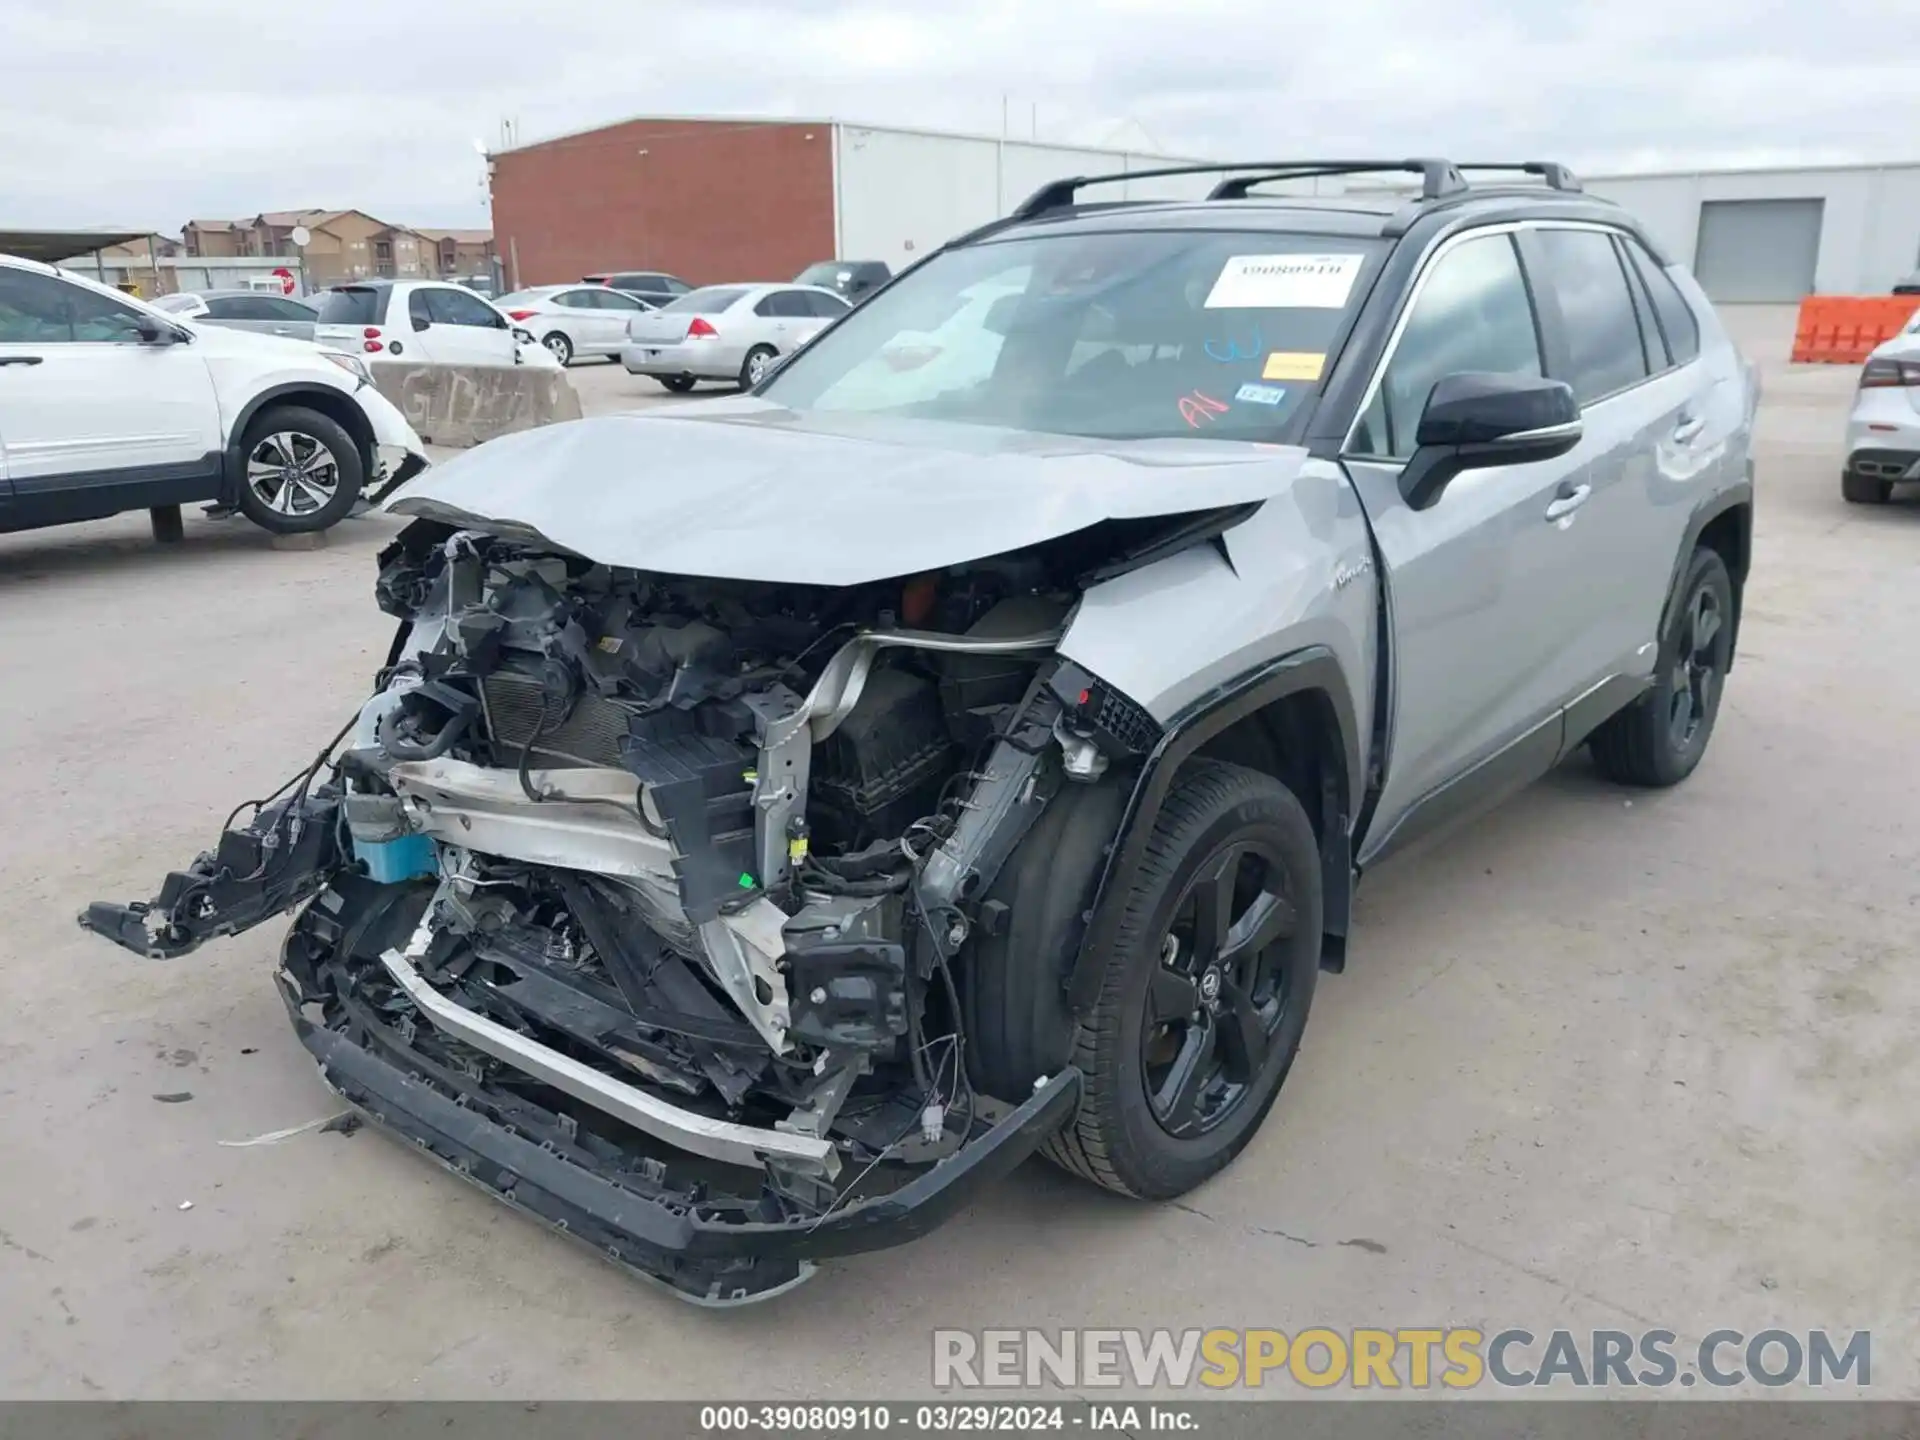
[1354,233,1543,460]
[1622,239,1700,366]
[804,290,850,318]
[756,290,811,318]
[314,287,383,325]
[209,295,301,321]
[664,287,745,314]
[1531,228,1651,404]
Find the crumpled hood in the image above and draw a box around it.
[385,399,1310,585]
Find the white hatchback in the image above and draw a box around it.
[312,280,560,371]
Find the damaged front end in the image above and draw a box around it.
[83,516,1174,1303]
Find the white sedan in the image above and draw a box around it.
[622,283,850,391]
[495,284,657,367]
[1843,311,1920,504]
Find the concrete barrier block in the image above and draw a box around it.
[370,362,584,449]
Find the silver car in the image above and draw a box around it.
[495,283,655,367]
[622,282,850,391]
[151,289,318,342]
[1842,310,1920,503]
[88,157,1756,1305]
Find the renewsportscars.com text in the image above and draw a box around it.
[932,1328,1871,1391]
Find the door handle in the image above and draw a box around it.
[272,327,292,335]
[1544,482,1592,522]
[1673,414,1707,443]
[0,355,44,367]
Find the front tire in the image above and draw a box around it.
[1044,760,1322,1200]
[541,331,573,366]
[1589,547,1734,787]
[659,375,697,394]
[234,406,362,535]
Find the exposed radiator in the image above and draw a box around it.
[481,673,635,768]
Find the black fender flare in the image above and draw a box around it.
[1660,472,1753,668]
[222,382,378,503]
[1063,645,1363,1016]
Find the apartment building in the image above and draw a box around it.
[180,211,494,287]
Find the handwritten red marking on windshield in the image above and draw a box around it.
[1179,391,1230,428]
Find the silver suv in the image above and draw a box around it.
[86,159,1756,1304]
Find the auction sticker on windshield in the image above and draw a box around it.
[1263,351,1327,381]
[1206,254,1363,309]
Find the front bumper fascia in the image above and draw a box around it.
[277,969,1082,1305]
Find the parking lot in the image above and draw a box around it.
[1,308,1916,1399]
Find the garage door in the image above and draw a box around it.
[1693,198,1824,302]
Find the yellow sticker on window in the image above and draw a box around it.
[1263,352,1325,381]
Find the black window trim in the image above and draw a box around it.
[1612,232,1672,374]
[1619,233,1700,371]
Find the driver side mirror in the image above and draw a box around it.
[1400,373,1582,510]
[512,327,535,344]
[133,313,181,345]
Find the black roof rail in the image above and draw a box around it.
[1455,161,1583,192]
[1207,161,1468,201]
[1009,159,1469,219]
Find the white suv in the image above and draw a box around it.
[0,254,429,538]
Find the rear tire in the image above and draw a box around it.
[541,331,573,366]
[1842,466,1892,504]
[740,345,777,389]
[234,405,362,535]
[660,375,697,394]
[1041,760,1322,1200]
[1589,547,1733,787]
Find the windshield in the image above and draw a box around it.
[662,287,745,314]
[795,263,853,288]
[762,230,1382,441]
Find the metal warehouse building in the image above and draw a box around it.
[1582,163,1920,301]
[486,115,1211,289]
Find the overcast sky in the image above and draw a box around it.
[8,0,1919,232]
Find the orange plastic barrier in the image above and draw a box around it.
[1790,294,1920,364]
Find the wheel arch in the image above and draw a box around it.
[223,383,376,503]
[1663,474,1752,671]
[1064,646,1362,1018]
